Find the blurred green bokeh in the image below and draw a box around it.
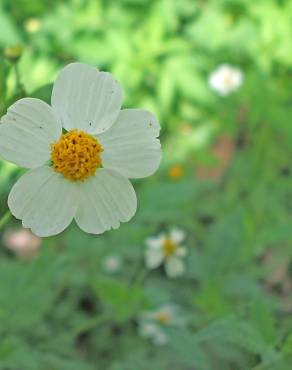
[1,0,292,369]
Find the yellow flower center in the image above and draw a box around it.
[154,312,172,324]
[51,129,103,182]
[223,73,233,87]
[168,165,183,180]
[162,238,177,257]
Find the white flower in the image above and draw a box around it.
[3,228,41,260]
[138,304,184,346]
[208,64,243,96]
[24,18,41,34]
[145,228,187,278]
[103,254,122,273]
[0,63,161,237]
[139,322,168,346]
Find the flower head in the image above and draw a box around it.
[3,228,41,260]
[24,18,41,34]
[138,304,184,346]
[4,45,23,62]
[0,63,161,236]
[168,165,183,180]
[51,129,103,181]
[208,64,243,96]
[103,254,123,274]
[145,228,187,277]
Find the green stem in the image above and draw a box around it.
[130,264,148,287]
[14,63,21,88]
[0,211,12,230]
[14,63,25,95]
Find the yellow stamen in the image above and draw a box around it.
[162,238,177,257]
[154,312,172,324]
[51,129,103,182]
[168,165,183,180]
[223,74,233,87]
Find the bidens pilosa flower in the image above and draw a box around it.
[0,63,161,237]
[138,304,184,346]
[3,228,41,260]
[145,228,187,278]
[103,254,123,274]
[208,64,243,96]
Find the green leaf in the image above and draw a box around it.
[92,276,147,322]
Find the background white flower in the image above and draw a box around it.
[208,64,244,96]
[138,304,184,346]
[145,228,187,277]
[138,322,168,346]
[103,254,123,274]
[3,228,41,260]
[0,63,162,237]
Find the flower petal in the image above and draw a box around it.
[51,63,123,135]
[0,98,62,168]
[145,235,165,249]
[152,329,168,346]
[145,247,164,269]
[8,166,79,237]
[139,322,160,338]
[176,246,187,257]
[165,257,185,278]
[99,109,161,178]
[74,168,137,234]
[170,228,186,244]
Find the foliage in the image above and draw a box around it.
[0,0,292,369]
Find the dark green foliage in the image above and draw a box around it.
[0,0,292,369]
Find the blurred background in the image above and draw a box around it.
[1,0,292,369]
